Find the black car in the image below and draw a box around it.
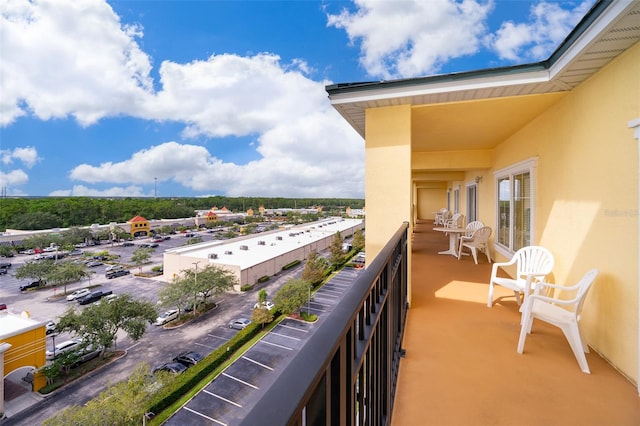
[0,268,7,275]
[0,262,11,269]
[173,351,204,367]
[153,362,188,375]
[77,290,113,305]
[122,241,134,247]
[106,269,130,279]
[19,280,45,292]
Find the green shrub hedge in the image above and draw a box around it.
[282,259,301,270]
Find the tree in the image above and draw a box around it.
[273,278,311,315]
[14,259,55,284]
[328,231,345,268]
[257,289,267,305]
[56,294,157,352]
[352,229,365,252]
[130,247,153,273]
[301,250,328,287]
[46,261,90,295]
[0,245,14,257]
[43,363,156,426]
[159,264,238,315]
[251,306,273,329]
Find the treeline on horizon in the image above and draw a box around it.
[0,196,365,232]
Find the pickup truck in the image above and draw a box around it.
[77,290,113,305]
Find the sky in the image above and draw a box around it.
[0,0,596,199]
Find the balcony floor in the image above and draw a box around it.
[391,220,640,425]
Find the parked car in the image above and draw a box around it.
[104,264,123,272]
[151,237,164,243]
[122,241,134,247]
[155,309,179,326]
[106,269,130,279]
[0,268,7,275]
[45,321,56,334]
[228,318,251,330]
[67,288,91,301]
[253,301,275,310]
[19,280,44,292]
[173,351,204,367]
[0,262,12,269]
[45,339,82,360]
[153,362,187,375]
[149,243,159,248]
[85,260,103,267]
[77,290,112,305]
[0,303,7,310]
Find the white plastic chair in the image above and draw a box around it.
[457,226,492,264]
[517,269,599,374]
[444,213,464,229]
[434,208,449,226]
[464,220,484,237]
[488,246,554,307]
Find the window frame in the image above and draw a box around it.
[466,182,478,223]
[493,157,537,258]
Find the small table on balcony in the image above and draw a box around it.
[433,227,468,257]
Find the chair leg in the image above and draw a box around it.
[485,248,491,263]
[487,282,494,307]
[561,324,591,374]
[517,316,533,353]
[471,247,478,264]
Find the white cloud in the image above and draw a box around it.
[0,0,153,126]
[327,0,493,79]
[487,0,594,61]
[1,1,365,197]
[49,185,148,197]
[0,168,29,187]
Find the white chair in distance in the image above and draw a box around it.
[434,208,449,226]
[457,226,492,264]
[517,269,599,374]
[488,246,554,308]
[444,213,464,229]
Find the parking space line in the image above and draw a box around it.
[278,324,309,333]
[268,331,301,341]
[222,372,258,389]
[194,342,218,350]
[259,340,294,351]
[203,389,242,407]
[208,333,230,340]
[184,406,227,425]
[319,288,344,295]
[242,355,273,371]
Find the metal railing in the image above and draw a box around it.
[242,222,409,426]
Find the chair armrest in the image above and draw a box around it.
[528,293,578,306]
[533,280,581,293]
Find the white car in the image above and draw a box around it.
[155,309,179,326]
[104,265,123,272]
[67,289,90,301]
[253,301,275,310]
[45,339,82,360]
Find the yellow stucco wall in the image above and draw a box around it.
[2,327,47,391]
[490,42,640,382]
[365,105,413,260]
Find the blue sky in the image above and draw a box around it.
[0,0,595,199]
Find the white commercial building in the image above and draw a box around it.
[162,217,364,289]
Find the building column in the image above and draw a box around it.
[365,104,412,303]
[628,117,640,396]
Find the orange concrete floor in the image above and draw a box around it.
[391,220,640,426]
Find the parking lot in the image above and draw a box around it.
[165,268,359,425]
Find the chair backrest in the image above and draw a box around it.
[447,213,464,228]
[465,221,484,235]
[574,269,599,316]
[513,246,554,277]
[470,226,492,244]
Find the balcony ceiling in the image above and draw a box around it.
[410,92,567,152]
